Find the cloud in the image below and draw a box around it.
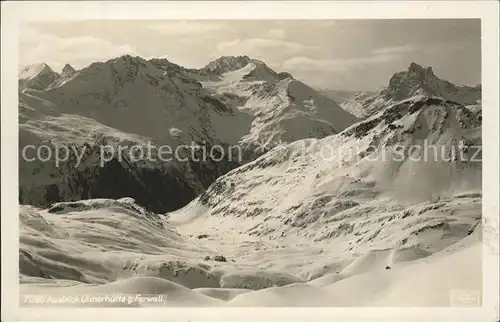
[145,21,233,36]
[420,40,472,55]
[267,28,286,39]
[371,44,417,55]
[19,27,137,71]
[282,44,417,73]
[216,38,314,56]
[282,54,399,72]
[372,41,473,57]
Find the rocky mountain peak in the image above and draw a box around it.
[19,63,55,80]
[108,54,147,66]
[218,55,251,65]
[389,62,436,86]
[384,62,448,101]
[408,62,434,76]
[201,55,253,74]
[18,63,60,91]
[342,62,481,119]
[62,64,76,74]
[406,63,436,84]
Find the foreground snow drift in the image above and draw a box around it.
[20,192,481,307]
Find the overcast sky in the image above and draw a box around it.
[20,19,481,91]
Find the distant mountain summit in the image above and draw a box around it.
[384,62,437,100]
[199,55,280,82]
[341,62,481,119]
[202,55,253,74]
[18,63,60,91]
[19,63,54,80]
[19,63,78,91]
[61,63,77,77]
[383,62,479,102]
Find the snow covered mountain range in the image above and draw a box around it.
[19,55,356,212]
[340,62,481,119]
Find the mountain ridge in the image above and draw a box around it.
[341,62,481,119]
[18,54,356,212]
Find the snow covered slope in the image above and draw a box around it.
[163,95,481,305]
[172,95,481,240]
[18,105,212,212]
[341,62,482,119]
[19,179,482,306]
[201,59,358,157]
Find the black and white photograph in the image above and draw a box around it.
[1,1,499,321]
